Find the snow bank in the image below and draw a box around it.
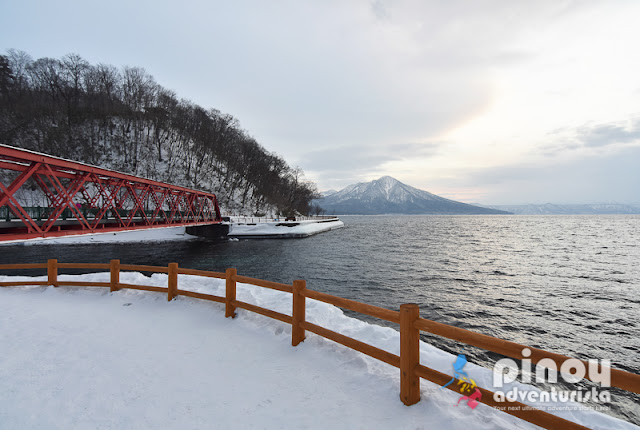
[0,226,197,246]
[0,273,636,430]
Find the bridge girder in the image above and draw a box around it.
[0,145,222,242]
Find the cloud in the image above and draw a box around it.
[304,147,395,174]
[577,120,640,148]
[369,0,390,20]
[303,141,442,188]
[540,118,640,157]
[3,0,639,204]
[437,145,640,204]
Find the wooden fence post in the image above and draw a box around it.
[400,303,420,406]
[110,259,120,292]
[292,280,306,346]
[47,259,58,287]
[225,268,237,318]
[168,263,178,301]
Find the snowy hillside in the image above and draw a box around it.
[317,176,510,215]
[0,50,318,217]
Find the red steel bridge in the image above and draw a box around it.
[0,145,222,242]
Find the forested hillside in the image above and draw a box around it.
[0,50,318,215]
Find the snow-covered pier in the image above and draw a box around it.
[227,217,344,239]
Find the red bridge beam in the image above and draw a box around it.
[0,144,222,242]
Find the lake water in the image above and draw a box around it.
[1,215,639,424]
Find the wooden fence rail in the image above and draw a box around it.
[1,259,639,430]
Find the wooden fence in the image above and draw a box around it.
[1,260,639,430]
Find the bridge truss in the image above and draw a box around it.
[0,145,222,242]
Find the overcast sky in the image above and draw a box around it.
[2,0,640,204]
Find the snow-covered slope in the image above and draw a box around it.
[317,176,510,215]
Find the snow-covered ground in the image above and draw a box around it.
[0,226,196,246]
[0,273,636,430]
[229,219,344,238]
[0,219,345,245]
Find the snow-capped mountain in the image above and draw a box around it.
[316,176,510,215]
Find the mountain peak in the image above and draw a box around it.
[370,176,402,199]
[375,175,399,183]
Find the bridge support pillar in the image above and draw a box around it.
[185,223,229,239]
